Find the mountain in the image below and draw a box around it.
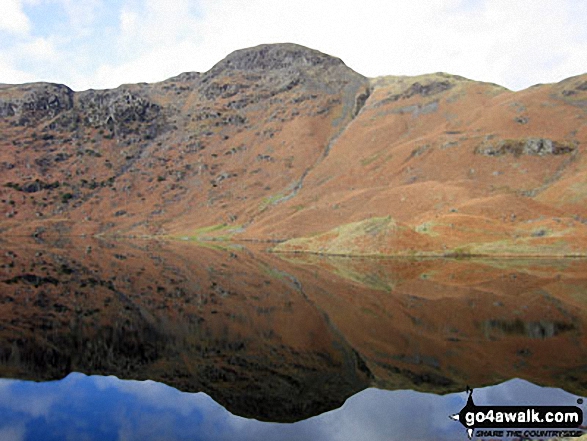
[1,43,587,256]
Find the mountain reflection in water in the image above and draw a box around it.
[0,238,586,436]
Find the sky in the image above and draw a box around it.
[1,0,586,92]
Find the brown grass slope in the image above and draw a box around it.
[1,44,587,255]
[0,44,369,239]
[267,71,587,255]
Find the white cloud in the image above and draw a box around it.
[0,53,38,85]
[0,424,26,441]
[61,0,204,89]
[0,0,31,34]
[91,375,214,417]
[2,0,587,91]
[119,8,139,37]
[82,39,204,89]
[0,379,58,418]
[18,36,59,61]
[163,0,587,90]
[23,0,103,35]
[58,0,103,33]
[115,0,201,54]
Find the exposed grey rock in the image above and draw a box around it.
[353,86,371,117]
[475,138,577,156]
[385,101,439,117]
[76,88,161,131]
[163,71,200,83]
[376,81,455,107]
[209,43,345,74]
[0,83,74,123]
[200,81,251,100]
[0,81,164,138]
[561,79,587,100]
[515,116,529,124]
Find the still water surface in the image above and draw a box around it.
[0,238,586,440]
[0,375,582,441]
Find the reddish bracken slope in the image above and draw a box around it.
[1,44,587,255]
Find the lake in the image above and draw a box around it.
[0,238,586,440]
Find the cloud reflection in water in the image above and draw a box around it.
[0,375,583,441]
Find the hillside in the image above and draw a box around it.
[2,43,587,256]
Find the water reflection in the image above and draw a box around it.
[0,375,583,441]
[0,238,586,426]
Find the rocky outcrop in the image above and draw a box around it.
[562,80,587,97]
[0,83,74,123]
[387,80,454,101]
[0,82,163,138]
[475,138,577,156]
[208,43,345,74]
[74,88,162,135]
[199,43,366,110]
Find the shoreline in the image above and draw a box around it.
[2,233,587,259]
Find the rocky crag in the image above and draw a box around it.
[2,43,587,256]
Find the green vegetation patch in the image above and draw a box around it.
[415,221,440,237]
[465,238,583,257]
[360,153,380,166]
[181,223,243,241]
[275,216,398,255]
[259,193,286,212]
[565,181,587,203]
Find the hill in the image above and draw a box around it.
[2,43,587,256]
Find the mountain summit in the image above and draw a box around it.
[211,43,346,72]
[1,44,587,256]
